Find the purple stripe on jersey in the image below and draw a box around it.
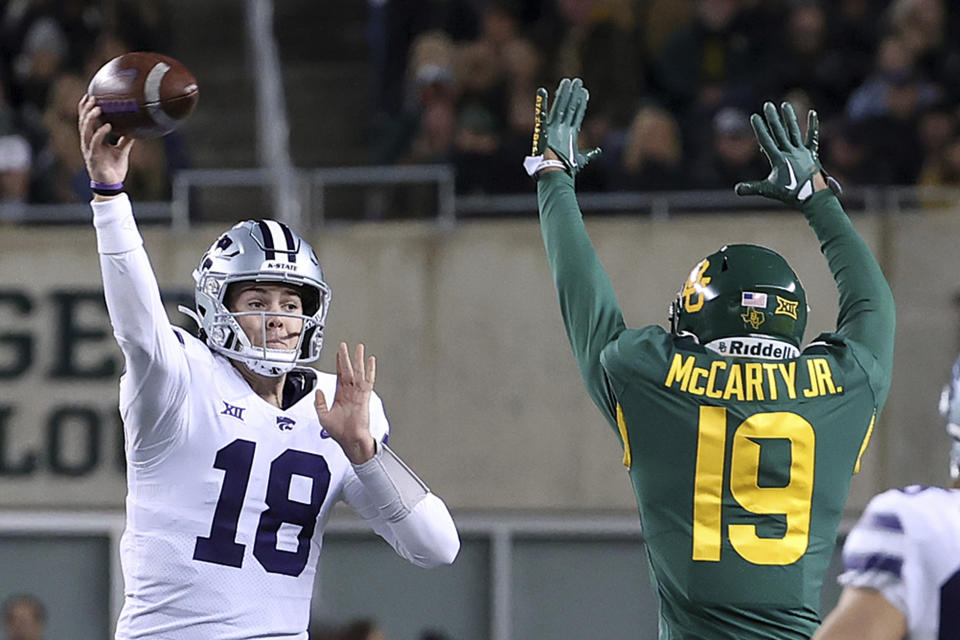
[844,552,903,577]
[868,512,904,533]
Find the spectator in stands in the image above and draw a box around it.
[919,135,960,188]
[455,37,505,118]
[860,69,929,185]
[8,8,68,120]
[691,105,767,190]
[81,32,129,83]
[378,30,457,164]
[607,103,684,192]
[653,0,762,114]
[403,63,457,165]
[821,118,874,188]
[845,35,937,123]
[2,594,46,640]
[917,102,958,169]
[541,0,642,130]
[886,0,954,88]
[0,71,39,149]
[30,72,86,202]
[452,103,506,194]
[0,133,32,214]
[767,3,850,121]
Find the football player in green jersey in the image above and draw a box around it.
[525,78,895,639]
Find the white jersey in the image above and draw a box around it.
[92,196,458,639]
[839,486,960,640]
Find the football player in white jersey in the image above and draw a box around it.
[813,356,960,640]
[78,96,460,640]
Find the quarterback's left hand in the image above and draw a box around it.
[315,342,377,464]
[735,101,837,207]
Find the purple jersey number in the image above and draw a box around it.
[193,439,331,577]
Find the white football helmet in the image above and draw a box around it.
[939,354,960,480]
[187,219,331,377]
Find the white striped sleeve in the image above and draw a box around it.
[839,492,909,615]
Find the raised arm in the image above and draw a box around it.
[525,78,623,427]
[79,95,190,463]
[735,102,895,375]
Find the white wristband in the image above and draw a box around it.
[352,441,429,523]
[523,155,567,177]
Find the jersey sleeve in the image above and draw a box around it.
[537,171,626,430]
[339,397,459,568]
[838,491,911,616]
[92,195,190,464]
[801,190,895,406]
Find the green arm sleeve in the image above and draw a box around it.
[537,171,627,428]
[801,190,895,372]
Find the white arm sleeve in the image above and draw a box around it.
[93,195,190,464]
[342,464,460,568]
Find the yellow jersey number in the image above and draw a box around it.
[692,406,815,565]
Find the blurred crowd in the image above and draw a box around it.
[4,0,960,209]
[0,0,185,211]
[371,0,960,195]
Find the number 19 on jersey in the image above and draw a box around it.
[692,407,815,566]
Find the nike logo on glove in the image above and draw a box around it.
[568,137,577,167]
[784,160,798,190]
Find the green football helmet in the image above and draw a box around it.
[669,244,807,348]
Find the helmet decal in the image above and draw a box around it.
[775,296,799,320]
[740,308,766,331]
[681,259,711,313]
[741,292,767,307]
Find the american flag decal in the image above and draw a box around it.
[741,292,768,308]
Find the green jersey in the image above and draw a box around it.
[537,171,895,639]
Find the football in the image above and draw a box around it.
[87,51,199,139]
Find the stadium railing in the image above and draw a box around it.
[0,509,856,638]
[2,166,959,226]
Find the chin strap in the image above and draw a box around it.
[352,441,430,523]
[177,304,202,328]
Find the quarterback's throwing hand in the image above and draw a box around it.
[77,94,134,188]
[315,342,377,464]
[735,101,840,206]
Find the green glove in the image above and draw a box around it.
[735,101,838,206]
[524,77,601,177]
